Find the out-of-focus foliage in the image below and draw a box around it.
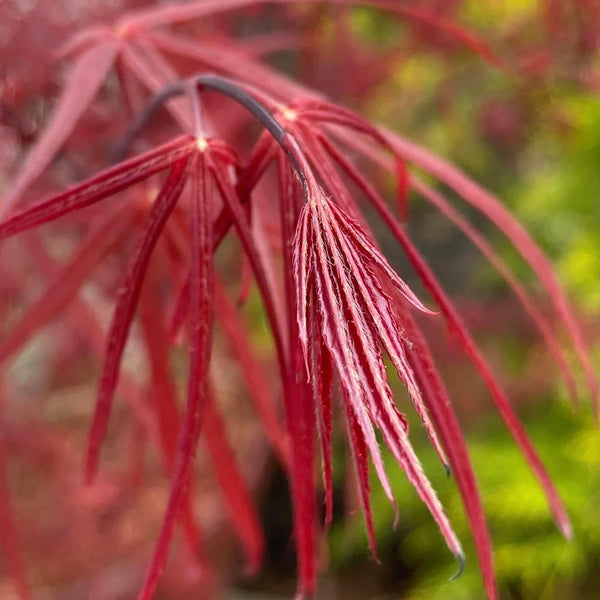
[329,402,600,599]
[354,2,600,303]
[318,2,600,599]
[509,95,600,312]
[0,1,598,598]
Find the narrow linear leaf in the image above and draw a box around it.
[0,204,137,363]
[386,132,598,408]
[345,404,379,558]
[212,162,320,596]
[411,175,578,404]
[215,279,291,469]
[399,310,498,600]
[327,143,572,538]
[309,210,396,511]
[204,392,265,574]
[0,40,119,218]
[0,136,194,241]
[396,157,409,222]
[124,1,502,68]
[86,157,190,483]
[330,215,449,471]
[139,281,207,564]
[333,125,598,409]
[138,153,213,600]
[313,336,334,529]
[0,440,33,600]
[315,197,461,559]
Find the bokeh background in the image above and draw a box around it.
[0,1,599,599]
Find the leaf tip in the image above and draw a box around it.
[450,552,466,581]
[559,519,573,541]
[83,452,98,486]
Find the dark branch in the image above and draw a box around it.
[112,73,308,196]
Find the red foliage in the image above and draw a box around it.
[0,2,596,600]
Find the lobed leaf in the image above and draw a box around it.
[306,198,397,519]
[330,215,450,471]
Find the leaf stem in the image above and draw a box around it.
[113,73,311,197]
